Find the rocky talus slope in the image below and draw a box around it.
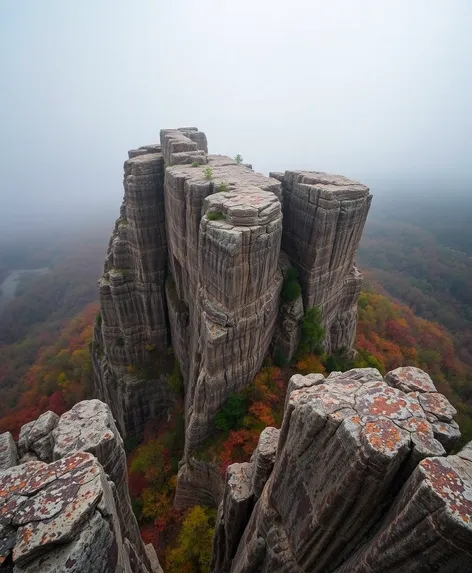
[212,366,471,573]
[92,128,372,455]
[0,401,162,573]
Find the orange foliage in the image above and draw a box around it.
[0,303,98,437]
[296,354,326,375]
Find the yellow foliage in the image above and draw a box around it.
[166,505,216,573]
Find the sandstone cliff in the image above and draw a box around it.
[0,401,161,573]
[92,128,372,457]
[211,366,470,573]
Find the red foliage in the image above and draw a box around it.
[0,303,98,438]
[48,390,67,415]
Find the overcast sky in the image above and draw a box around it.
[1,1,471,232]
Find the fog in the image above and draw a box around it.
[1,0,471,236]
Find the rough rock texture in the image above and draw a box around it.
[0,400,160,573]
[213,367,465,573]
[0,433,17,471]
[161,141,284,454]
[278,170,372,353]
[211,428,280,573]
[18,411,59,463]
[336,443,472,572]
[212,463,255,573]
[0,451,153,573]
[93,128,371,459]
[92,128,373,514]
[92,143,177,437]
[271,253,304,362]
[250,427,279,499]
[173,458,224,511]
[0,401,163,573]
[52,400,145,561]
[385,366,461,451]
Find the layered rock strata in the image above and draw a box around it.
[161,136,284,453]
[0,400,158,573]
[336,442,472,572]
[0,432,17,471]
[92,143,176,437]
[212,366,469,573]
[92,127,373,516]
[94,127,372,448]
[173,458,224,511]
[274,170,372,354]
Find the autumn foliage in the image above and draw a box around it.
[356,289,472,445]
[0,303,98,437]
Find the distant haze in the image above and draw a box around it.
[1,1,471,235]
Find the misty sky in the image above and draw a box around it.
[1,1,471,233]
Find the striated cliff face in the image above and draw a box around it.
[272,170,371,354]
[0,400,162,573]
[92,145,176,437]
[92,128,372,457]
[212,366,470,573]
[163,150,284,453]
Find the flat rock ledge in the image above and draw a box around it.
[212,367,470,573]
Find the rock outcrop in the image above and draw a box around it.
[162,144,284,453]
[92,144,176,437]
[0,432,17,471]
[18,411,59,463]
[212,366,471,573]
[92,128,372,459]
[275,171,372,354]
[0,400,161,573]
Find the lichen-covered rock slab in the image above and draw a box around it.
[335,442,472,572]
[220,368,462,573]
[0,453,131,572]
[52,399,145,564]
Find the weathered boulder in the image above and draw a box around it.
[335,442,472,572]
[214,367,463,573]
[17,411,58,463]
[1,400,164,573]
[52,399,146,565]
[0,452,149,573]
[385,366,461,451]
[0,432,17,470]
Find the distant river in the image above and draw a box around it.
[0,268,48,312]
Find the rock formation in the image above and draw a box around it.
[92,145,176,438]
[211,366,471,573]
[272,170,371,354]
[92,128,372,459]
[0,401,161,573]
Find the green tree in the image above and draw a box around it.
[167,506,216,572]
[299,307,325,355]
[214,393,247,432]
